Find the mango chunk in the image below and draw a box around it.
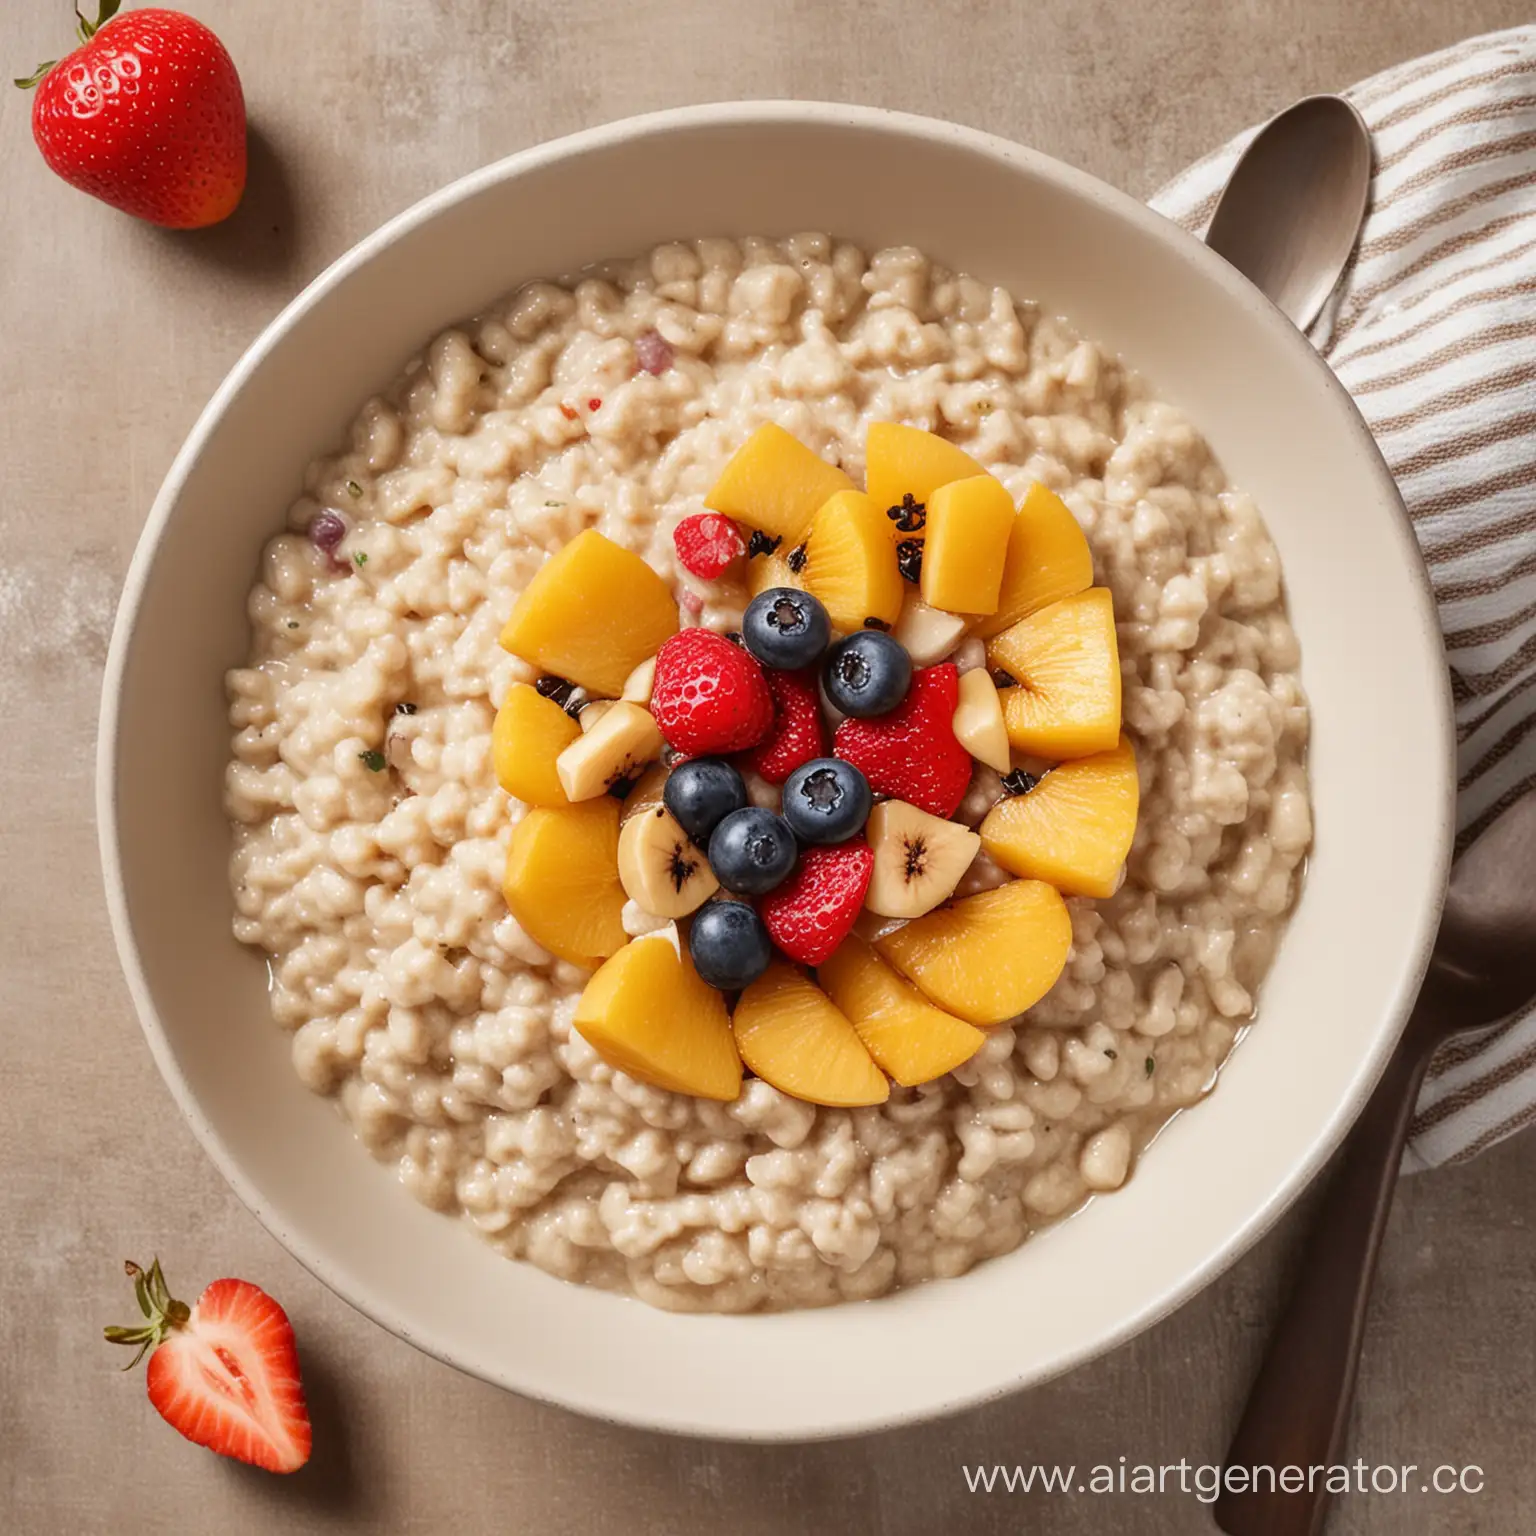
[705,423,855,545]
[574,930,742,1100]
[865,423,985,540]
[920,474,1016,615]
[746,547,807,599]
[819,936,985,1086]
[800,490,905,632]
[978,483,1095,638]
[500,529,679,697]
[492,683,581,806]
[987,588,1122,760]
[875,879,1072,1026]
[502,797,627,968]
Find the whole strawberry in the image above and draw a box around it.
[760,840,873,966]
[106,1258,311,1472]
[18,3,246,229]
[834,663,973,818]
[651,629,773,757]
[740,666,826,784]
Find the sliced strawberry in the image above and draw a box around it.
[651,629,774,757]
[741,667,827,784]
[760,840,873,966]
[673,512,746,581]
[106,1259,311,1474]
[833,663,973,818]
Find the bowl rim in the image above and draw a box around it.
[97,99,1456,1439]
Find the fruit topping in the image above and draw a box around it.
[555,701,664,801]
[891,597,970,666]
[502,798,628,968]
[617,805,720,918]
[621,655,657,705]
[742,587,831,671]
[865,423,985,540]
[896,538,924,584]
[759,840,873,966]
[782,757,872,845]
[863,800,980,918]
[821,630,912,718]
[663,757,748,844]
[704,423,855,545]
[500,529,680,696]
[731,963,889,1107]
[747,547,806,600]
[688,900,774,991]
[573,929,742,1099]
[673,512,746,581]
[708,807,798,896]
[986,588,1123,759]
[977,482,1095,638]
[492,683,582,806]
[620,762,671,822]
[797,490,905,633]
[920,473,1017,615]
[980,736,1139,898]
[740,667,827,785]
[951,668,1011,774]
[746,529,783,559]
[875,879,1072,1025]
[833,663,972,819]
[886,493,927,534]
[650,629,774,756]
[819,937,985,1087]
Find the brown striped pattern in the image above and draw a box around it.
[1154,25,1536,1169]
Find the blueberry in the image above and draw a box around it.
[708,807,797,895]
[742,587,831,671]
[664,758,747,844]
[782,757,872,844]
[688,900,773,991]
[822,630,912,718]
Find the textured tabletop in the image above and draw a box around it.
[2,2,1532,1532]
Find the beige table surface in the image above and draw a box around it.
[4,2,1534,1532]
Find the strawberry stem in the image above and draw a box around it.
[105,1258,190,1370]
[75,0,120,43]
[13,61,57,91]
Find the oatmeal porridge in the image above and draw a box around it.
[224,234,1311,1312]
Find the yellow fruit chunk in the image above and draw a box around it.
[492,683,581,806]
[875,879,1072,1025]
[920,474,1016,615]
[800,490,905,632]
[865,422,985,540]
[978,482,1096,638]
[980,738,1139,898]
[500,529,679,697]
[574,931,742,1100]
[987,588,1122,759]
[819,936,984,1086]
[704,423,855,545]
[732,962,889,1107]
[502,797,627,968]
[746,548,806,599]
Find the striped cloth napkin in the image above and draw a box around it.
[1152,24,1536,1170]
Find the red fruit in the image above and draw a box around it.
[651,629,773,756]
[741,667,826,784]
[105,1258,311,1474]
[673,513,746,581]
[760,840,873,966]
[833,663,973,818]
[19,4,246,230]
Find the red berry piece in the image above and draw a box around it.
[673,512,747,581]
[651,629,774,756]
[759,841,874,966]
[740,667,826,785]
[833,663,973,818]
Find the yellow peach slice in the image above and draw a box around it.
[704,423,855,545]
[920,474,1016,615]
[492,683,581,806]
[502,797,627,968]
[977,482,1095,638]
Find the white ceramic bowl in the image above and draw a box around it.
[98,102,1454,1440]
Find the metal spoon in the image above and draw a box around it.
[1215,790,1536,1536]
[1205,94,1373,330]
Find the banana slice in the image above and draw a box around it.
[865,799,981,919]
[556,701,664,801]
[621,655,657,706]
[952,669,1010,773]
[892,598,971,666]
[620,761,670,823]
[579,699,616,733]
[617,805,719,918]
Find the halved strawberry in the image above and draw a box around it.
[651,629,774,757]
[833,663,973,818]
[760,840,873,966]
[740,667,826,784]
[106,1258,311,1474]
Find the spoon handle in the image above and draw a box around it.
[1213,1027,1435,1536]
